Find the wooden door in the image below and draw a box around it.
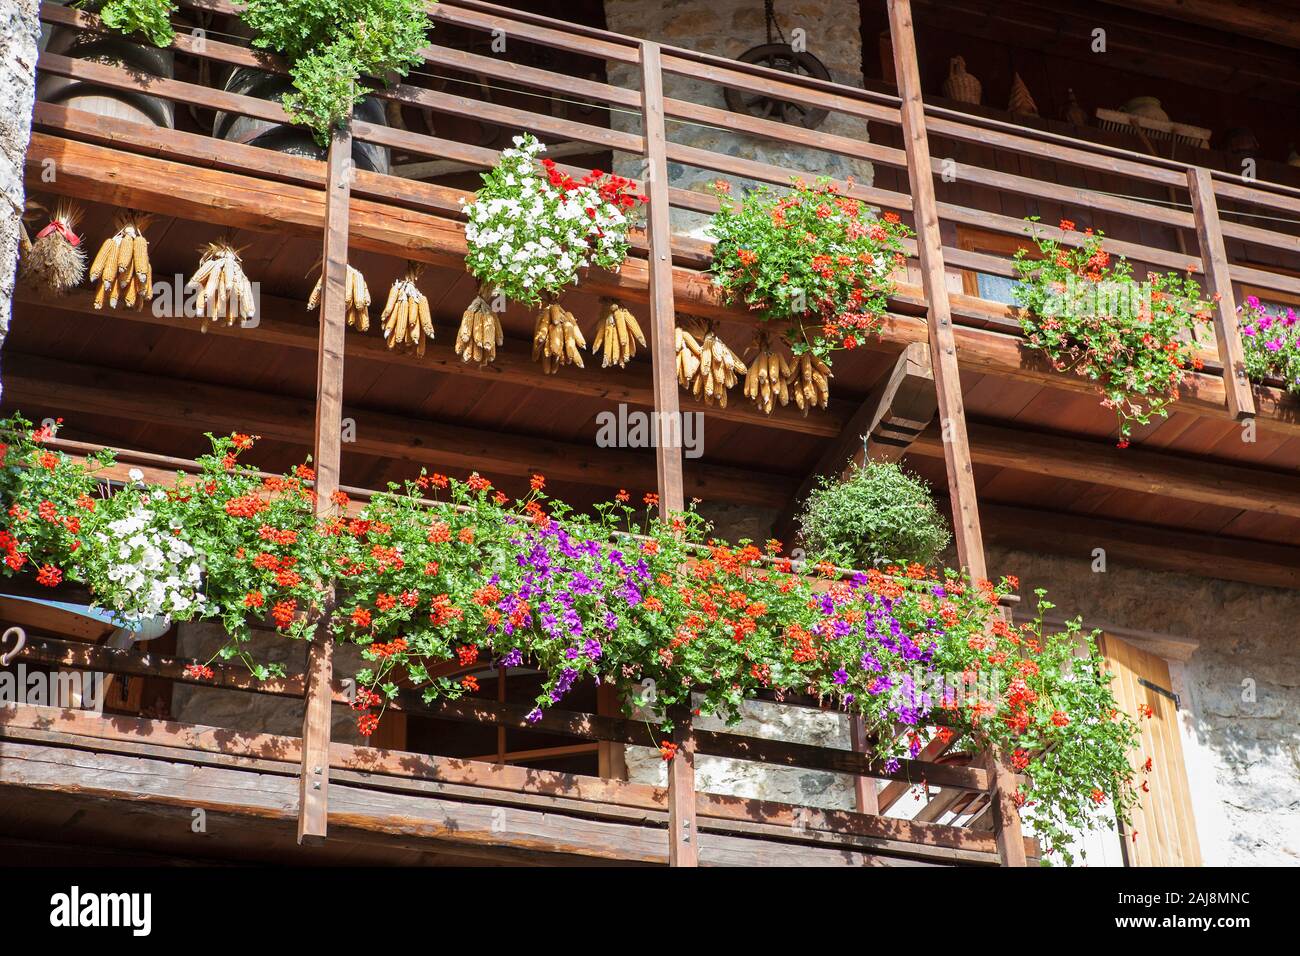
[1100,634,1202,867]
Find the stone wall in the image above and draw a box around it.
[603,0,872,236]
[987,544,1300,867]
[0,0,40,387]
[171,621,367,746]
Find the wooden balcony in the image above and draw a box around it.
[4,0,1299,865]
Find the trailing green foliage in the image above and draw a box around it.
[797,461,951,568]
[240,0,433,143]
[73,0,176,47]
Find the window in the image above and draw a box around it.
[955,226,1036,305]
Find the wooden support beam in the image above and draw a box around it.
[888,0,988,581]
[23,131,1300,441]
[596,682,627,781]
[297,122,352,845]
[14,285,847,439]
[667,708,698,867]
[850,718,880,815]
[968,498,1300,592]
[983,749,1028,867]
[773,342,937,544]
[911,420,1300,519]
[639,41,685,519]
[1187,167,1256,421]
[1,353,797,508]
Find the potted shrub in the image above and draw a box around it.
[1239,296,1300,394]
[796,460,951,568]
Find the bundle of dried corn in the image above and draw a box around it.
[591,299,646,369]
[787,348,833,415]
[532,299,585,375]
[676,319,745,408]
[308,262,371,332]
[742,330,794,416]
[381,262,434,356]
[19,201,85,296]
[188,239,255,331]
[455,283,504,367]
[88,213,153,311]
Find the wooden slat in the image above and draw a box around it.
[888,0,987,581]
[26,133,1300,439]
[639,42,685,518]
[667,709,698,867]
[1,353,798,508]
[297,122,352,845]
[1187,167,1255,420]
[773,342,936,541]
[912,421,1300,519]
[983,748,1028,866]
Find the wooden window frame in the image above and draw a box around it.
[954,225,1036,299]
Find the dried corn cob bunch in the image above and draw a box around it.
[532,298,586,375]
[188,239,255,331]
[455,283,504,367]
[591,299,646,369]
[742,330,793,416]
[787,348,833,415]
[308,262,371,332]
[381,262,434,356]
[88,212,153,311]
[676,319,746,408]
[19,200,85,296]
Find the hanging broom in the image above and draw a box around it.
[87,212,153,311]
[308,260,371,332]
[380,262,434,357]
[455,282,504,367]
[188,238,255,331]
[19,200,85,296]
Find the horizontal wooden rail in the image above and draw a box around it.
[10,631,991,791]
[0,704,1036,862]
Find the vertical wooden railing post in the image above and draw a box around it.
[887,0,987,581]
[638,40,685,519]
[667,707,698,867]
[850,717,880,814]
[983,748,1028,866]
[1187,168,1256,421]
[297,117,352,845]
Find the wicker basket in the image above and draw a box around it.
[942,56,982,104]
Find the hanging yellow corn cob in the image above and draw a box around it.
[88,212,153,311]
[455,282,504,367]
[742,329,793,416]
[675,318,745,408]
[531,297,586,375]
[380,262,434,357]
[188,238,255,331]
[590,298,646,369]
[308,262,371,332]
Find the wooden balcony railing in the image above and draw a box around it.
[19,0,1300,864]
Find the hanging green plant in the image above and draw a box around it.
[72,0,176,47]
[1012,218,1209,446]
[240,0,433,143]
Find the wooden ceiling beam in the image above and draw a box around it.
[773,342,938,543]
[11,289,849,439]
[967,499,1300,592]
[0,353,798,508]
[912,420,1300,519]
[23,133,1300,439]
